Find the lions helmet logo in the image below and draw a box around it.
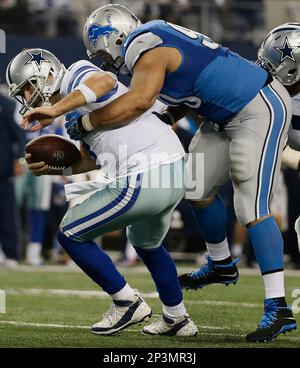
[88,22,118,47]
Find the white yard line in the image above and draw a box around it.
[1,264,300,277]
[0,320,299,343]
[4,288,261,308]
[0,320,221,331]
[0,320,89,330]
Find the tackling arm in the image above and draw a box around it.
[87,48,169,129]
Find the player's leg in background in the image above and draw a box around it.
[231,221,247,259]
[179,122,239,289]
[25,175,53,265]
[13,164,29,264]
[227,79,296,342]
[0,179,20,266]
[116,230,138,267]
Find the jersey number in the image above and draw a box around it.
[167,22,219,50]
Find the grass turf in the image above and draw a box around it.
[0,265,299,348]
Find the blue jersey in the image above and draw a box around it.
[122,20,268,123]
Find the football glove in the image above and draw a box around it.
[65,111,87,141]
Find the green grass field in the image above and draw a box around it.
[0,265,299,348]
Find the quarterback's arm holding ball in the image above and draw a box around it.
[22,71,117,131]
[26,143,97,176]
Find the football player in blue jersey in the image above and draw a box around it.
[22,5,296,342]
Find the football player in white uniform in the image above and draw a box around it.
[6,48,198,336]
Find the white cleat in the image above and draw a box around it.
[142,314,198,336]
[91,293,152,335]
[5,259,19,269]
[26,243,43,266]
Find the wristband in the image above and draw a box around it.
[81,114,94,132]
[62,166,73,176]
[74,84,97,105]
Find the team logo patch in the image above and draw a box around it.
[274,37,297,62]
[88,20,118,47]
[25,51,49,71]
[53,150,65,160]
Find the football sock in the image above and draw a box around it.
[192,195,231,262]
[206,239,231,262]
[29,209,47,243]
[263,271,285,299]
[26,242,42,265]
[163,301,187,318]
[248,216,285,298]
[110,283,136,301]
[134,245,182,306]
[57,230,126,295]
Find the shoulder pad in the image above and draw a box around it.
[123,32,163,73]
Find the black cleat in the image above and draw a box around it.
[246,298,297,343]
[178,255,239,290]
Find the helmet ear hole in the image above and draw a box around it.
[116,39,123,46]
[288,68,297,75]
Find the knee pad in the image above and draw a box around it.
[128,232,161,250]
[230,139,255,183]
[233,190,256,226]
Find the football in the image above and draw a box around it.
[25,134,81,169]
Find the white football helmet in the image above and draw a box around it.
[6,48,66,115]
[257,23,300,86]
[83,4,141,74]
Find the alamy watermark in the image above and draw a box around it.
[88,148,205,199]
[0,29,6,54]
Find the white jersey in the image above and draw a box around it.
[60,60,184,180]
[289,95,300,151]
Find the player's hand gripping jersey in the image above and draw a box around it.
[122,20,268,123]
[60,60,184,181]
